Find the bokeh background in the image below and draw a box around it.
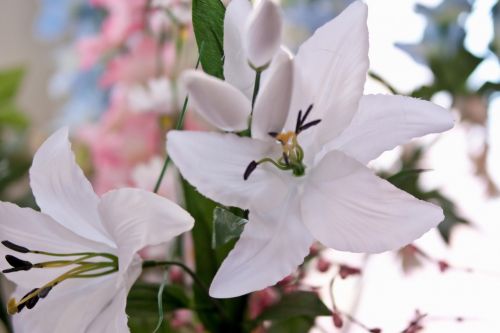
[0,0,499,332]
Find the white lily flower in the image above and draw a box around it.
[167,1,454,298]
[0,128,194,332]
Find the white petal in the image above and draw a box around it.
[252,54,293,141]
[0,202,110,289]
[244,0,282,68]
[12,276,118,333]
[98,188,194,275]
[84,289,129,333]
[181,71,251,131]
[324,94,455,164]
[167,131,287,210]
[29,128,113,246]
[301,150,444,253]
[287,1,369,149]
[210,193,313,298]
[86,258,142,333]
[223,0,254,98]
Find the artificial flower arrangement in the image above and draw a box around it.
[0,0,453,332]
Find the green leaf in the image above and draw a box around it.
[192,0,225,79]
[0,67,24,101]
[268,316,315,333]
[127,283,190,315]
[256,291,331,323]
[478,81,500,95]
[386,169,430,188]
[182,181,249,332]
[0,105,29,129]
[212,207,248,249]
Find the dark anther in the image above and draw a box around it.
[302,104,313,123]
[16,303,25,313]
[296,104,318,134]
[268,132,278,138]
[38,286,52,298]
[25,294,39,310]
[244,161,258,181]
[299,119,322,132]
[2,241,30,254]
[3,255,33,273]
[295,110,303,133]
[17,289,38,313]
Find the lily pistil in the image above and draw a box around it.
[244,104,321,180]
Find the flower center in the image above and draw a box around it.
[1,240,118,315]
[244,104,321,180]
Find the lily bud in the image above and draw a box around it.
[244,0,282,68]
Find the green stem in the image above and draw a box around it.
[153,43,204,194]
[251,69,262,110]
[368,71,399,95]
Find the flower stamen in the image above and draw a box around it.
[2,240,118,314]
[243,104,321,180]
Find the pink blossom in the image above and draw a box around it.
[171,309,193,329]
[78,91,162,194]
[248,288,279,319]
[78,0,147,68]
[100,38,176,87]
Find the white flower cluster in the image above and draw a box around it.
[0,1,453,332]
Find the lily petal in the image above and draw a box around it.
[244,0,282,68]
[324,94,455,164]
[224,0,254,98]
[0,202,110,288]
[210,194,313,298]
[181,71,251,131]
[12,276,118,333]
[252,54,293,141]
[86,257,142,333]
[167,131,287,210]
[98,188,194,275]
[29,128,113,246]
[288,1,369,148]
[84,289,129,333]
[301,150,443,253]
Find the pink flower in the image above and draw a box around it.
[248,288,279,319]
[100,38,176,87]
[78,37,109,69]
[78,0,148,68]
[78,91,162,194]
[171,309,193,328]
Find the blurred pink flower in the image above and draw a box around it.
[171,309,193,329]
[248,288,280,319]
[78,0,147,68]
[101,38,176,86]
[78,91,162,194]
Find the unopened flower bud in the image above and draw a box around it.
[438,260,450,273]
[244,0,282,68]
[338,264,362,279]
[316,257,331,273]
[332,311,343,328]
